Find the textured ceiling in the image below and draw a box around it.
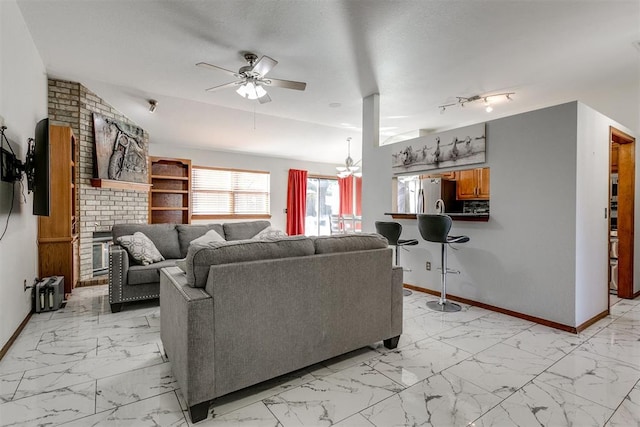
[17,0,640,164]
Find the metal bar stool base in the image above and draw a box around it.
[426,300,461,312]
[403,289,412,296]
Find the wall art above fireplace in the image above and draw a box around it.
[92,113,148,184]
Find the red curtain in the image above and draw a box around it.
[339,176,362,216]
[355,176,362,216]
[286,169,307,235]
[338,176,354,216]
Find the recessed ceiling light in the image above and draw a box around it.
[329,102,342,108]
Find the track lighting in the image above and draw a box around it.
[438,92,514,114]
[148,100,158,113]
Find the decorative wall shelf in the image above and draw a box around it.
[90,178,152,192]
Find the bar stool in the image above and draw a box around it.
[417,214,470,312]
[375,221,419,296]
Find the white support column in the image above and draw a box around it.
[361,93,380,233]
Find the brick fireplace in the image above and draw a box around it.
[48,79,149,283]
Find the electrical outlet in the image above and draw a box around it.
[426,261,431,271]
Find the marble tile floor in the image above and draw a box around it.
[0,285,639,426]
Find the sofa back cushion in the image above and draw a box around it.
[112,224,182,260]
[223,220,271,241]
[314,233,388,254]
[176,224,225,258]
[185,235,314,287]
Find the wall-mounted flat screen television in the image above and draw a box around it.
[32,118,50,216]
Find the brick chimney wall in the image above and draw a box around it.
[48,79,148,282]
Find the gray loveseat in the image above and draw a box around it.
[160,233,403,423]
[109,221,270,312]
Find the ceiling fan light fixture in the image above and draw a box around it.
[236,81,268,100]
[336,137,362,178]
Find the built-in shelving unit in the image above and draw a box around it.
[149,157,191,224]
[38,125,79,295]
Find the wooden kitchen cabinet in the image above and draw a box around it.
[456,167,490,200]
[611,142,619,173]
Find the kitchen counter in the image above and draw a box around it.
[384,212,490,222]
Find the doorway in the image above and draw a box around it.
[305,176,339,236]
[609,127,635,299]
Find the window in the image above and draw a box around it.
[305,177,339,236]
[192,166,270,219]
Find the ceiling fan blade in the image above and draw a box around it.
[251,56,278,76]
[258,93,272,104]
[205,81,241,92]
[267,78,307,91]
[196,62,237,77]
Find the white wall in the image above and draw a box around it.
[364,102,585,326]
[0,0,48,348]
[149,144,337,230]
[574,104,615,325]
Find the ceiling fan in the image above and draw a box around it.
[196,53,307,104]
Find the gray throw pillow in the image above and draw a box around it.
[252,226,287,241]
[117,232,165,266]
[190,229,226,247]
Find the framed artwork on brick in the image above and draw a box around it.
[92,113,148,183]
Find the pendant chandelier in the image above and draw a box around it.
[336,137,361,178]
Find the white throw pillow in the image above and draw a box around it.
[190,229,226,247]
[252,226,287,241]
[117,232,165,266]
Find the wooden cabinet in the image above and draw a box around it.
[456,167,490,200]
[38,125,78,295]
[611,142,619,173]
[149,157,191,224]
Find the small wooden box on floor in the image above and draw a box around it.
[38,125,79,295]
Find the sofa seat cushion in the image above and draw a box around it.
[113,224,182,260]
[128,259,178,285]
[314,233,388,254]
[176,224,225,258]
[186,235,315,287]
[223,220,271,241]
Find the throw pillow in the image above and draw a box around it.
[252,226,287,240]
[117,232,165,266]
[190,229,226,247]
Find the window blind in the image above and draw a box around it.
[192,167,270,216]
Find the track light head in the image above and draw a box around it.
[148,99,158,113]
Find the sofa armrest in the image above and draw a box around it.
[109,244,130,305]
[160,267,215,410]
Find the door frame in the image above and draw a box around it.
[610,126,635,298]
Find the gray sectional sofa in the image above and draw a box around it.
[109,221,270,312]
[160,232,403,423]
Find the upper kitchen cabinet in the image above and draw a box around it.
[456,167,490,200]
